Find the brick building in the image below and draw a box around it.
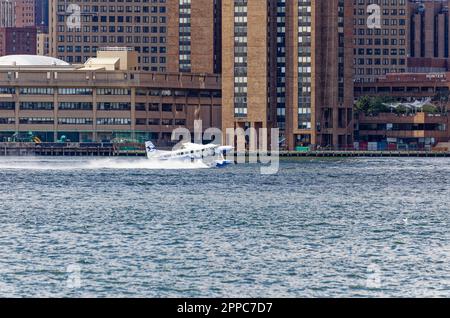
[353,0,409,83]
[409,0,450,59]
[222,0,354,150]
[0,0,36,56]
[0,26,36,55]
[49,0,221,73]
[354,72,450,149]
[14,0,35,27]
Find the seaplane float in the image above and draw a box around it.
[145,141,234,168]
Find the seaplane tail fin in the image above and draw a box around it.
[145,141,158,158]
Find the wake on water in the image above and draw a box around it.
[0,157,210,170]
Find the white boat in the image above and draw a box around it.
[145,141,233,168]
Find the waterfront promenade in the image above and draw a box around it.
[1,142,450,158]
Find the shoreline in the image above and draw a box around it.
[0,143,449,158]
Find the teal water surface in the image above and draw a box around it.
[0,157,449,297]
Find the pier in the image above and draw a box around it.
[1,143,450,158]
[278,150,450,158]
[0,142,138,157]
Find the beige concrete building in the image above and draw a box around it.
[0,53,221,144]
[37,29,49,56]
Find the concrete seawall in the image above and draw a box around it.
[1,143,450,158]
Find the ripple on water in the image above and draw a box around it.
[0,157,449,297]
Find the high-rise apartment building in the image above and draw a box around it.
[353,0,409,83]
[14,0,34,27]
[0,0,36,57]
[409,0,450,59]
[0,0,34,28]
[353,0,450,83]
[0,0,15,27]
[49,0,220,73]
[167,0,222,73]
[222,0,354,150]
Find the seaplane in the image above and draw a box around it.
[145,141,234,168]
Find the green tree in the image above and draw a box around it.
[355,96,393,115]
[422,104,438,114]
[355,96,372,114]
[394,105,408,115]
[434,90,449,113]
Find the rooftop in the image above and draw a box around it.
[79,57,121,71]
[0,55,70,67]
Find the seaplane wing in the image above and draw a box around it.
[145,141,233,167]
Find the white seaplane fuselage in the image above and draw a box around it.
[145,141,233,168]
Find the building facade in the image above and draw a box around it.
[0,0,15,27]
[49,0,219,73]
[409,0,450,59]
[222,0,354,150]
[0,0,36,57]
[354,0,450,83]
[36,29,49,56]
[0,26,36,55]
[167,0,222,73]
[0,55,221,144]
[354,71,450,149]
[357,112,449,150]
[353,0,409,83]
[14,0,35,27]
[354,71,450,99]
[0,0,35,28]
